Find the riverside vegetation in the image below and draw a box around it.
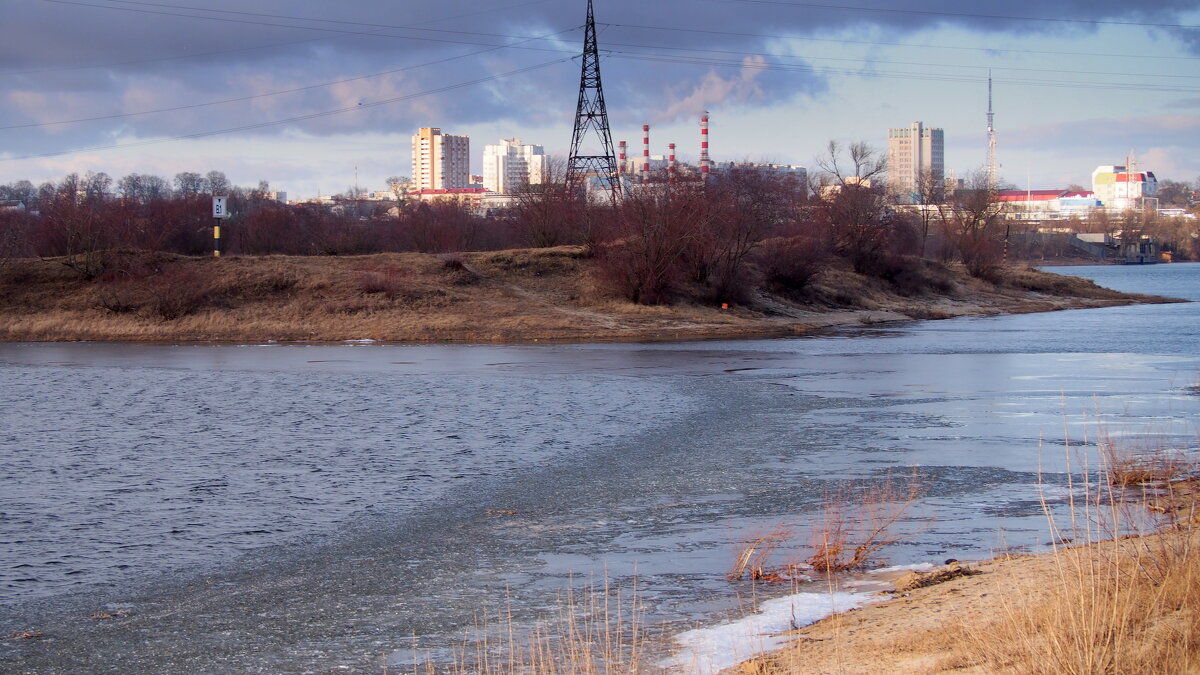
[406,434,1199,674]
[0,246,1171,343]
[0,152,1182,343]
[731,435,1200,675]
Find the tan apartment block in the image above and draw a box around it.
[887,121,944,202]
[412,127,470,191]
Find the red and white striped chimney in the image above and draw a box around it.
[668,143,677,183]
[642,124,651,183]
[700,113,711,179]
[618,140,627,175]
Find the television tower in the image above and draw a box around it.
[986,72,997,189]
[566,0,619,194]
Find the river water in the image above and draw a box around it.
[1,263,1197,673]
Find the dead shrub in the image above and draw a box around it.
[1100,437,1194,488]
[95,280,143,314]
[726,470,922,582]
[145,266,212,320]
[727,527,796,582]
[806,470,922,574]
[440,255,479,286]
[755,235,828,295]
[357,265,409,299]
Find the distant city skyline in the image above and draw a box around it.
[1,1,1197,199]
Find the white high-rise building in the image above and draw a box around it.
[412,127,470,191]
[887,121,944,202]
[482,138,548,194]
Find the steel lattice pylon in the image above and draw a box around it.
[566,0,619,195]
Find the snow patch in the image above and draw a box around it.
[662,590,877,674]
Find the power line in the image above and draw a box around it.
[604,22,1200,62]
[5,33,1192,134]
[0,27,577,130]
[0,37,325,76]
[716,0,1200,29]
[7,0,556,76]
[41,0,570,45]
[601,40,1200,81]
[606,51,1199,93]
[0,58,572,162]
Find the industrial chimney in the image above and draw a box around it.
[642,124,651,183]
[700,113,711,179]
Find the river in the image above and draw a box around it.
[1,263,1197,673]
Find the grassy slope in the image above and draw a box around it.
[0,247,1176,343]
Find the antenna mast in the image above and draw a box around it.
[566,0,619,194]
[986,72,997,189]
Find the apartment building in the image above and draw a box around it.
[411,127,470,191]
[887,121,944,202]
[481,138,548,194]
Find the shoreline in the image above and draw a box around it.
[0,249,1183,344]
[724,476,1200,674]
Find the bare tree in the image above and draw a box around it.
[204,170,230,196]
[174,172,205,196]
[699,165,804,300]
[815,141,899,274]
[912,167,944,257]
[594,184,708,304]
[815,140,887,188]
[509,156,589,249]
[83,171,112,202]
[936,172,1006,278]
[118,173,170,204]
[0,210,32,271]
[0,180,37,207]
[37,174,115,279]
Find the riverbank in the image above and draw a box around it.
[729,477,1200,674]
[0,247,1178,343]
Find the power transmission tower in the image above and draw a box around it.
[566,0,619,195]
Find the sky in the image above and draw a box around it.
[1,0,1198,199]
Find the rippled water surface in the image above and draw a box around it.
[1,263,1197,673]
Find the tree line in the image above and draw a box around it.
[2,147,1196,304]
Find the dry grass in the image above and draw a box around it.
[733,430,1200,674]
[402,577,644,675]
[727,470,922,583]
[0,249,1168,344]
[805,471,922,574]
[950,436,1200,674]
[1101,435,1195,488]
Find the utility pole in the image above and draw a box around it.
[566,0,619,196]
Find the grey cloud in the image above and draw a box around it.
[1,0,1197,159]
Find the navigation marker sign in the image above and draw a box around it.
[212,196,229,257]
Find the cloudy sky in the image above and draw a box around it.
[2,0,1198,198]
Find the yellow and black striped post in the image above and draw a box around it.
[212,195,227,257]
